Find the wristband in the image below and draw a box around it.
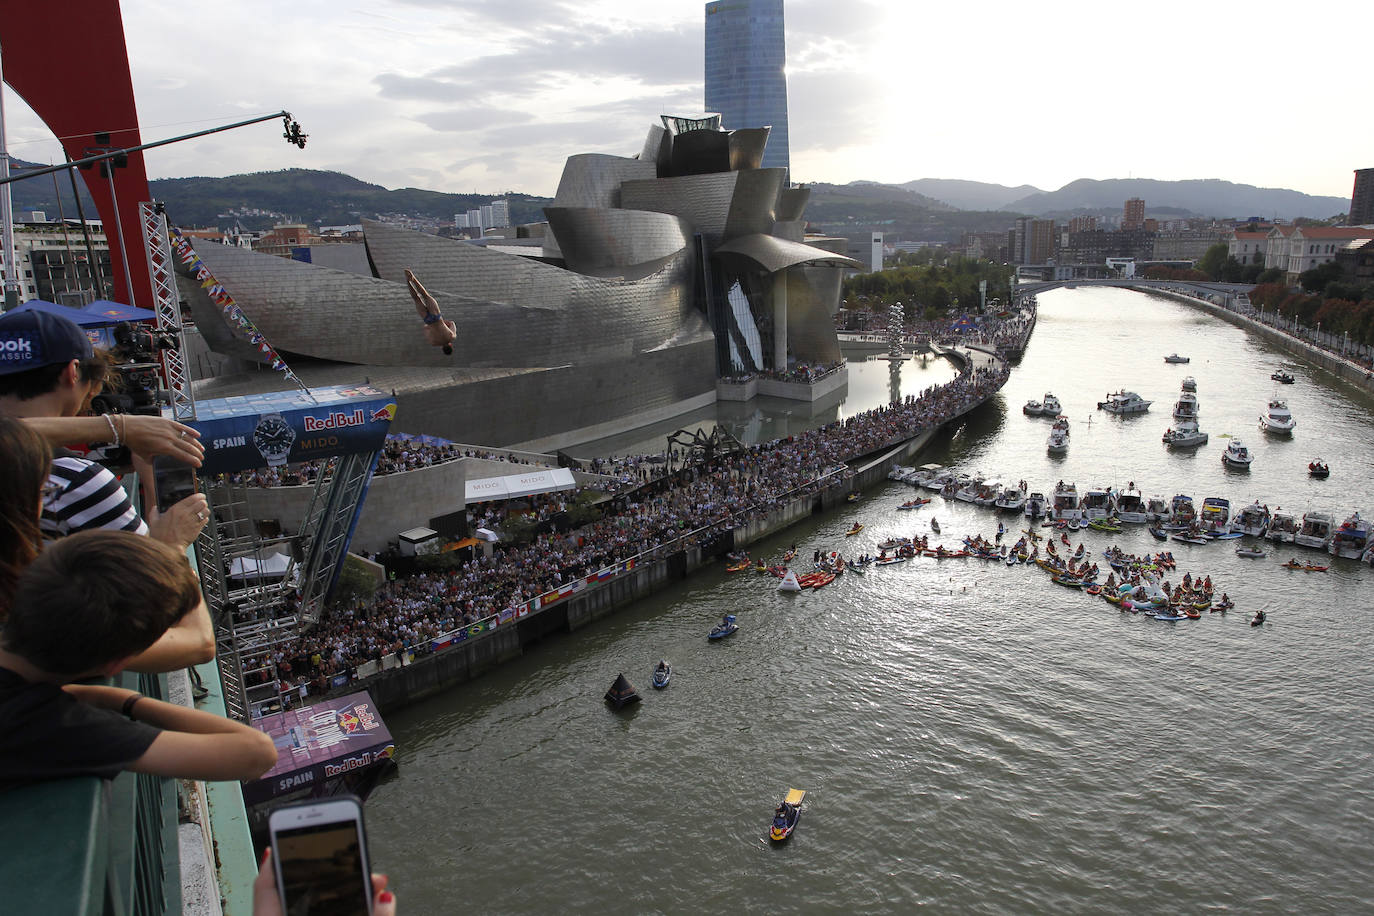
[423,313,442,325]
[121,693,144,719]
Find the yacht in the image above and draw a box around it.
[1172,392,1199,421]
[954,474,987,503]
[1222,439,1254,470]
[1115,488,1148,524]
[1144,495,1171,525]
[1047,426,1069,455]
[1163,353,1190,364]
[1042,393,1062,415]
[1051,482,1082,522]
[1294,511,1334,550]
[971,479,1003,507]
[1167,494,1196,529]
[922,468,959,493]
[1180,376,1197,392]
[1097,390,1152,414]
[994,484,1028,513]
[1199,497,1232,534]
[1259,398,1296,435]
[1162,418,1208,449]
[1265,511,1299,543]
[1023,399,1044,416]
[1080,487,1115,521]
[1024,491,1048,519]
[887,465,915,482]
[1230,501,1271,536]
[1329,512,1371,559]
[908,464,948,488]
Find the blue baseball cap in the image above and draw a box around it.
[0,309,95,375]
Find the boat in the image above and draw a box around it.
[1171,532,1210,545]
[1162,417,1208,449]
[1080,487,1115,521]
[993,485,1027,513]
[887,465,915,482]
[846,492,861,503]
[845,523,863,536]
[769,788,806,842]
[725,559,752,572]
[1023,491,1048,519]
[1115,488,1147,524]
[1250,610,1267,626]
[954,474,987,503]
[896,497,931,510]
[1047,425,1069,455]
[1163,353,1190,364]
[907,464,948,488]
[930,519,941,534]
[1235,545,1267,558]
[777,570,802,592]
[1180,376,1197,392]
[1221,439,1253,470]
[1147,526,1169,540]
[1168,494,1196,528]
[1144,495,1171,525]
[1271,370,1295,384]
[1050,482,1081,523]
[1172,391,1199,421]
[1088,518,1121,533]
[1041,393,1062,415]
[1096,390,1152,414]
[873,555,907,566]
[971,480,1003,507]
[1329,512,1371,559]
[708,614,739,640]
[1259,398,1296,435]
[651,661,671,689]
[604,673,641,709]
[920,468,959,492]
[1230,502,1270,536]
[1199,497,1232,534]
[1265,511,1299,543]
[1023,399,1044,416]
[1294,512,1334,550]
[1308,460,1329,479]
[1282,559,1328,572]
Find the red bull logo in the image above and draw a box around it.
[369,403,397,423]
[337,711,361,733]
[302,409,365,432]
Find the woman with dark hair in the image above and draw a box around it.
[0,415,53,616]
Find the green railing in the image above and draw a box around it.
[0,670,181,916]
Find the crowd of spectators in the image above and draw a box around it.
[243,345,1015,697]
[225,437,548,488]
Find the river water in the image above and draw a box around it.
[368,287,1374,914]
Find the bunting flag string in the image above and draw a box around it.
[168,226,316,403]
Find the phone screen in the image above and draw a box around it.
[152,456,197,513]
[275,820,373,916]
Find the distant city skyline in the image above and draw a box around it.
[0,0,1368,201]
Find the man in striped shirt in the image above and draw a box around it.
[0,310,213,671]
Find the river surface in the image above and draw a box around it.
[368,287,1374,914]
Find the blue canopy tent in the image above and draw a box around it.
[949,314,980,334]
[81,299,157,324]
[10,299,114,327]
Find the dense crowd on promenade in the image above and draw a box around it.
[225,436,545,488]
[241,346,1014,696]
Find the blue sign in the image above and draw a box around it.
[189,383,397,475]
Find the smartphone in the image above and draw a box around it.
[152,455,197,513]
[268,796,374,916]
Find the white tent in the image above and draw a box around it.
[228,552,293,580]
[464,467,576,505]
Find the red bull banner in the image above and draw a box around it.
[189,384,397,475]
[243,690,395,806]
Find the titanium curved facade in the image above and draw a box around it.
[544,208,692,277]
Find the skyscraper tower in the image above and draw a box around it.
[1350,168,1374,225]
[704,0,790,175]
[1122,197,1146,230]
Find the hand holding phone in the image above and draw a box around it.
[152,454,198,514]
[267,796,378,915]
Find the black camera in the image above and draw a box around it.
[89,321,174,418]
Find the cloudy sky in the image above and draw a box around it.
[4,0,1368,200]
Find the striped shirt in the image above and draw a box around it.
[40,454,148,539]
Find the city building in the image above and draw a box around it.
[1264,224,1297,270]
[1122,198,1146,231]
[705,0,790,175]
[1055,228,1154,266]
[1350,168,1374,225]
[1283,225,1374,282]
[1153,228,1229,262]
[869,232,883,272]
[1012,217,1056,264]
[180,114,856,449]
[1067,216,1097,233]
[1227,228,1270,266]
[1,218,113,305]
[490,199,510,229]
[1334,238,1374,285]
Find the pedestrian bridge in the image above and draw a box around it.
[1018,277,1253,304]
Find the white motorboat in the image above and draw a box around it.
[1024,491,1048,519]
[1259,398,1296,435]
[1023,399,1043,416]
[1230,501,1271,536]
[1051,482,1081,522]
[1115,489,1148,524]
[1080,487,1115,521]
[1163,353,1190,364]
[1222,439,1254,469]
[954,474,987,503]
[1097,390,1152,414]
[907,464,948,487]
[1180,376,1197,392]
[1144,495,1171,525]
[1042,393,1062,415]
[922,468,959,493]
[887,465,915,482]
[1162,418,1208,449]
[1235,545,1267,559]
[994,485,1027,512]
[971,480,1003,507]
[1047,426,1069,455]
[1265,511,1299,543]
[1172,392,1198,421]
[1168,494,1196,529]
[1329,512,1371,559]
[1199,496,1232,534]
[1294,511,1334,550]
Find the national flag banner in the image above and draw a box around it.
[587,567,617,583]
[621,558,636,573]
[498,607,516,624]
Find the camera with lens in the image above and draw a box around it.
[89,321,175,418]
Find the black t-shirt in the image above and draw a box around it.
[0,667,162,790]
